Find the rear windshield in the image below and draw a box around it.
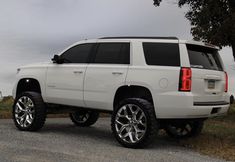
[187,44,223,71]
[143,43,180,66]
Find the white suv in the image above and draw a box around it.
[12,37,230,148]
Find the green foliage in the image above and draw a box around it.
[0,97,13,119]
[0,96,13,110]
[153,0,235,59]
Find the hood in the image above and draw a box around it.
[19,62,52,69]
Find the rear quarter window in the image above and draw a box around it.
[187,44,223,71]
[142,43,180,66]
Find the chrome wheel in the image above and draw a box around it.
[115,104,147,144]
[14,96,35,128]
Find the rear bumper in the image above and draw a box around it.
[154,92,230,119]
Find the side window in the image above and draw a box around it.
[142,43,180,66]
[93,43,130,64]
[61,43,94,63]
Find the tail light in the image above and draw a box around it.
[225,72,228,92]
[179,67,192,92]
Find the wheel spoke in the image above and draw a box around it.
[16,103,26,112]
[117,112,125,118]
[23,115,29,127]
[26,115,33,124]
[123,106,131,121]
[138,120,145,126]
[138,113,144,121]
[121,132,129,139]
[133,109,140,119]
[28,113,33,120]
[118,124,128,134]
[128,105,140,121]
[15,113,26,120]
[134,126,145,134]
[134,131,139,140]
[19,114,25,126]
[115,120,125,126]
[128,104,135,114]
[128,132,135,143]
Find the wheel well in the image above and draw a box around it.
[16,78,41,96]
[113,85,153,108]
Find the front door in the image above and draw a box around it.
[46,43,94,107]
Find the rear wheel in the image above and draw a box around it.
[111,98,158,148]
[69,110,99,127]
[12,92,46,131]
[164,120,204,139]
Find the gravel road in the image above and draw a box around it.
[0,118,226,162]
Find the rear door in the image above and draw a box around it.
[84,41,130,110]
[186,44,227,103]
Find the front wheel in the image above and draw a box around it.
[164,120,204,139]
[111,98,158,148]
[12,92,46,131]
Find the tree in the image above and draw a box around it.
[153,0,235,60]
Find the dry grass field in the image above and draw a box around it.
[180,104,235,161]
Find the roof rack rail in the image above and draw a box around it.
[100,36,178,40]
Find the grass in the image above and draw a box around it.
[0,96,13,119]
[1,96,235,160]
[179,104,235,161]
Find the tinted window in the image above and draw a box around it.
[93,43,130,64]
[61,44,94,63]
[143,43,180,66]
[187,44,223,71]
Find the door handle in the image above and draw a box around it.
[73,71,83,74]
[112,72,123,75]
[47,85,56,88]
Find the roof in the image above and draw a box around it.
[100,36,178,40]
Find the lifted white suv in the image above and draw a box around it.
[12,37,230,148]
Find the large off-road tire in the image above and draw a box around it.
[69,110,99,127]
[164,120,204,139]
[12,92,46,131]
[111,98,158,148]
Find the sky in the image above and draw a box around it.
[0,0,234,96]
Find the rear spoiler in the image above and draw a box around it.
[179,40,220,50]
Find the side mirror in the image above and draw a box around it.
[52,55,63,64]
